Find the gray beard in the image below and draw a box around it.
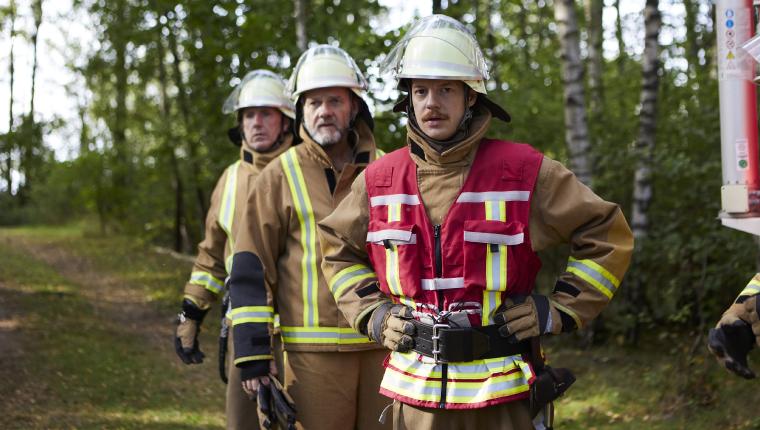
[305,122,345,147]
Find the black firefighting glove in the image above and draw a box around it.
[494,295,562,343]
[174,298,209,364]
[367,302,416,352]
[708,299,757,379]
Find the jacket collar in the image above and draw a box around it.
[240,132,294,173]
[406,106,492,167]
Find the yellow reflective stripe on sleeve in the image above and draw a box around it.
[329,264,376,300]
[566,257,620,299]
[234,355,274,365]
[280,326,373,344]
[229,306,275,326]
[281,149,319,327]
[225,254,234,274]
[218,161,241,243]
[376,148,386,158]
[483,200,507,325]
[189,271,224,295]
[740,278,760,297]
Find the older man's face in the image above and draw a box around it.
[302,87,356,146]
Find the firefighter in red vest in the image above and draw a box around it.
[708,274,760,379]
[318,15,634,429]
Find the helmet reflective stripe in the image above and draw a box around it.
[222,69,295,119]
[288,45,368,100]
[381,15,489,94]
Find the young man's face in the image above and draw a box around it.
[411,79,476,141]
[241,107,287,152]
[302,87,357,147]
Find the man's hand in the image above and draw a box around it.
[367,302,416,352]
[494,295,562,343]
[241,360,279,398]
[174,298,208,364]
[708,302,756,379]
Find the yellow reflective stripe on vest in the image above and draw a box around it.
[329,264,376,300]
[385,245,417,308]
[190,271,224,295]
[229,306,275,326]
[219,161,240,273]
[388,203,402,222]
[280,326,372,344]
[566,257,620,299]
[381,351,531,405]
[482,200,507,326]
[281,149,319,327]
[740,278,760,297]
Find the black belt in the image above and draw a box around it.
[411,320,531,363]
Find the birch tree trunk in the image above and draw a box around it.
[5,0,16,196]
[631,0,661,241]
[294,0,307,52]
[628,0,661,345]
[585,0,604,118]
[555,0,592,186]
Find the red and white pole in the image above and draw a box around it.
[718,0,760,232]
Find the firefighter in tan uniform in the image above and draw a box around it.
[318,15,634,430]
[708,273,760,379]
[227,45,390,430]
[174,70,294,430]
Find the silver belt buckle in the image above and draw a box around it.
[431,323,450,364]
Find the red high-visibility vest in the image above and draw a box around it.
[364,139,544,409]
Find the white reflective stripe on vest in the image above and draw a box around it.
[190,271,225,295]
[370,193,421,206]
[566,257,620,299]
[329,264,376,300]
[463,231,524,246]
[483,200,508,325]
[367,229,416,244]
[740,279,760,297]
[420,277,465,291]
[280,326,372,344]
[229,305,275,326]
[456,191,530,203]
[381,351,532,406]
[281,149,320,327]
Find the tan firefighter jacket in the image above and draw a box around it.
[183,135,294,310]
[228,118,384,370]
[318,107,634,336]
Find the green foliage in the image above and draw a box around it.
[2,1,752,335]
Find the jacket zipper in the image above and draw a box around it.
[433,223,447,408]
[433,224,443,310]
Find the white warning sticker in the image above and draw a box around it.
[736,138,749,170]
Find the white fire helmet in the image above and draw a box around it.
[222,69,295,119]
[380,14,489,94]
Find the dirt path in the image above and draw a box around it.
[0,231,224,429]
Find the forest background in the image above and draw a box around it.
[1,0,759,428]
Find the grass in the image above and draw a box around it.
[2,224,760,429]
[0,225,225,430]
